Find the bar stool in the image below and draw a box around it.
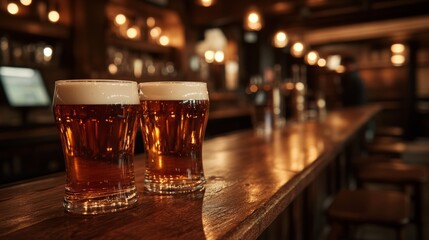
[365,137,406,158]
[327,189,410,240]
[375,126,403,139]
[356,161,428,240]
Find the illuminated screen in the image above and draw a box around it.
[0,66,50,107]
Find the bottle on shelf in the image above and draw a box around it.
[291,64,306,122]
[248,65,285,134]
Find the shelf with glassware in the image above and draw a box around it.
[0,0,71,38]
[0,0,72,71]
[104,0,184,81]
[105,42,180,81]
[0,14,70,40]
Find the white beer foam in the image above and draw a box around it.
[54,80,140,105]
[139,81,209,101]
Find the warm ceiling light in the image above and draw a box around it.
[273,31,288,48]
[326,55,341,70]
[214,50,224,63]
[244,7,263,31]
[114,14,127,25]
[43,46,53,57]
[48,10,60,23]
[317,58,326,67]
[391,43,405,54]
[159,35,170,46]
[196,0,217,7]
[108,64,118,75]
[150,27,162,39]
[295,82,305,91]
[43,46,53,61]
[305,51,319,65]
[20,0,32,6]
[248,13,259,23]
[291,42,305,57]
[391,54,405,66]
[126,26,139,39]
[7,3,19,15]
[204,50,215,63]
[146,17,156,28]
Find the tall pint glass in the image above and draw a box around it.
[139,81,209,194]
[53,80,140,214]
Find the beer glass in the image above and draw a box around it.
[139,81,209,194]
[53,80,140,214]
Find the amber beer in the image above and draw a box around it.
[53,80,140,214]
[139,81,209,194]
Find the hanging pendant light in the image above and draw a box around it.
[244,6,263,31]
[48,10,60,23]
[291,42,305,58]
[20,0,32,6]
[47,1,61,23]
[195,0,217,7]
[305,50,319,65]
[273,31,288,48]
[390,43,406,66]
[7,2,19,15]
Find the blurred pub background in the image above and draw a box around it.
[0,0,428,184]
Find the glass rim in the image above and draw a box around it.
[55,79,137,84]
[138,81,206,86]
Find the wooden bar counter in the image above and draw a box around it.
[0,105,381,240]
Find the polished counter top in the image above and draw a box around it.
[0,105,381,240]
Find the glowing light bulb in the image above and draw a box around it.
[291,42,305,57]
[273,31,288,48]
[150,27,162,39]
[306,51,319,65]
[20,0,32,6]
[7,3,19,15]
[126,26,139,39]
[248,12,259,23]
[293,42,304,52]
[391,54,405,66]
[391,43,405,54]
[159,35,170,46]
[245,8,263,31]
[108,64,118,74]
[48,10,60,23]
[317,58,326,67]
[204,50,215,63]
[43,47,53,57]
[296,82,305,91]
[43,46,53,61]
[198,0,216,7]
[114,14,126,25]
[214,50,224,63]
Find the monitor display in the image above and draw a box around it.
[0,66,50,107]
